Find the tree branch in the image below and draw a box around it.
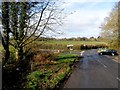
[21,1,49,46]
[22,6,53,47]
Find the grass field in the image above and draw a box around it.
[34,40,108,50]
[0,40,108,52]
[37,40,107,45]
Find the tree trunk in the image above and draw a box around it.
[15,46,25,70]
[2,2,10,65]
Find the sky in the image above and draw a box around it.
[56,0,119,38]
[0,0,119,39]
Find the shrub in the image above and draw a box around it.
[33,51,58,63]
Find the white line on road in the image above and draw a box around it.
[97,59,107,68]
[80,51,85,56]
[116,77,120,81]
[105,55,120,63]
[103,64,107,68]
[112,59,120,64]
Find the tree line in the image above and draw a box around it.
[100,2,120,50]
[35,36,104,41]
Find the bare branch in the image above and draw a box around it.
[22,5,53,47]
[21,1,49,46]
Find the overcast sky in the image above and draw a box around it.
[56,0,119,38]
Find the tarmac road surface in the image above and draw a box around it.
[63,49,120,89]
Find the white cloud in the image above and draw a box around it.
[55,0,117,38]
[63,0,119,3]
[58,3,113,38]
[64,9,110,29]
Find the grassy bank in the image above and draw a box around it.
[26,53,79,89]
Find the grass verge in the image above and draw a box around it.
[26,53,79,89]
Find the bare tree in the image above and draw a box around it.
[100,3,119,49]
[1,0,65,68]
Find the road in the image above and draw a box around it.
[63,49,120,88]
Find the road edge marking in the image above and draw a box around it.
[105,55,120,63]
[97,59,107,68]
[116,77,120,81]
